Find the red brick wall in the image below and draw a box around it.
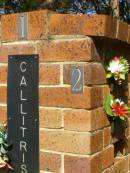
[0,10,130,173]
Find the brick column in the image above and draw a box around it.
[0,10,130,173]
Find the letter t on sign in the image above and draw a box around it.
[18,14,28,40]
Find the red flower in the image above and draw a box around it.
[112,57,120,61]
[0,162,13,171]
[112,103,128,118]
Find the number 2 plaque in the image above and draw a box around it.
[71,65,84,94]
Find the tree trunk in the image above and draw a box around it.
[110,0,119,18]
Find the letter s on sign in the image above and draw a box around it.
[21,164,28,173]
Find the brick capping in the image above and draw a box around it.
[0,10,130,44]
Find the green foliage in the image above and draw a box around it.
[0,125,11,163]
[106,72,112,78]
[103,94,113,116]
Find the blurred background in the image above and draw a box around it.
[0,0,130,23]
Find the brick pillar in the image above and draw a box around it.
[38,37,110,173]
[0,10,130,173]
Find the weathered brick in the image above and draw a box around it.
[39,64,60,85]
[40,151,61,172]
[49,14,117,38]
[64,155,90,173]
[103,127,112,148]
[64,109,91,132]
[39,86,103,109]
[117,21,128,42]
[125,157,129,172]
[64,151,112,173]
[39,107,62,129]
[63,63,106,85]
[49,14,88,35]
[64,107,109,132]
[112,157,129,173]
[91,108,110,131]
[127,26,130,44]
[102,169,110,173]
[40,130,103,154]
[91,152,102,173]
[128,136,130,153]
[65,151,110,173]
[109,167,114,173]
[37,39,100,62]
[1,13,18,42]
[128,74,130,82]
[91,130,103,154]
[0,86,6,103]
[1,10,51,42]
[0,39,100,63]
[105,16,117,39]
[0,65,7,83]
[40,130,90,154]
[128,83,130,99]
[67,147,112,173]
[129,154,130,171]
[28,10,49,40]
[0,45,35,62]
[0,106,7,122]
[102,85,110,99]
[102,146,114,170]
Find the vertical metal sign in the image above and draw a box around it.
[7,55,39,173]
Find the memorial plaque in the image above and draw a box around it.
[71,65,84,94]
[7,55,39,173]
[18,14,28,39]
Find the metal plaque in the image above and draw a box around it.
[18,14,28,39]
[71,65,84,94]
[7,55,39,173]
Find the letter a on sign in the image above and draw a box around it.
[7,55,39,173]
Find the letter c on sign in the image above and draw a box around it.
[20,62,27,72]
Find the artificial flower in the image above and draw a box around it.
[104,94,130,121]
[106,56,129,82]
[0,124,13,172]
[108,59,124,73]
[112,100,128,118]
[0,157,13,171]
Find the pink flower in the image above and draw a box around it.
[112,57,120,61]
[108,60,124,74]
[0,160,13,171]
